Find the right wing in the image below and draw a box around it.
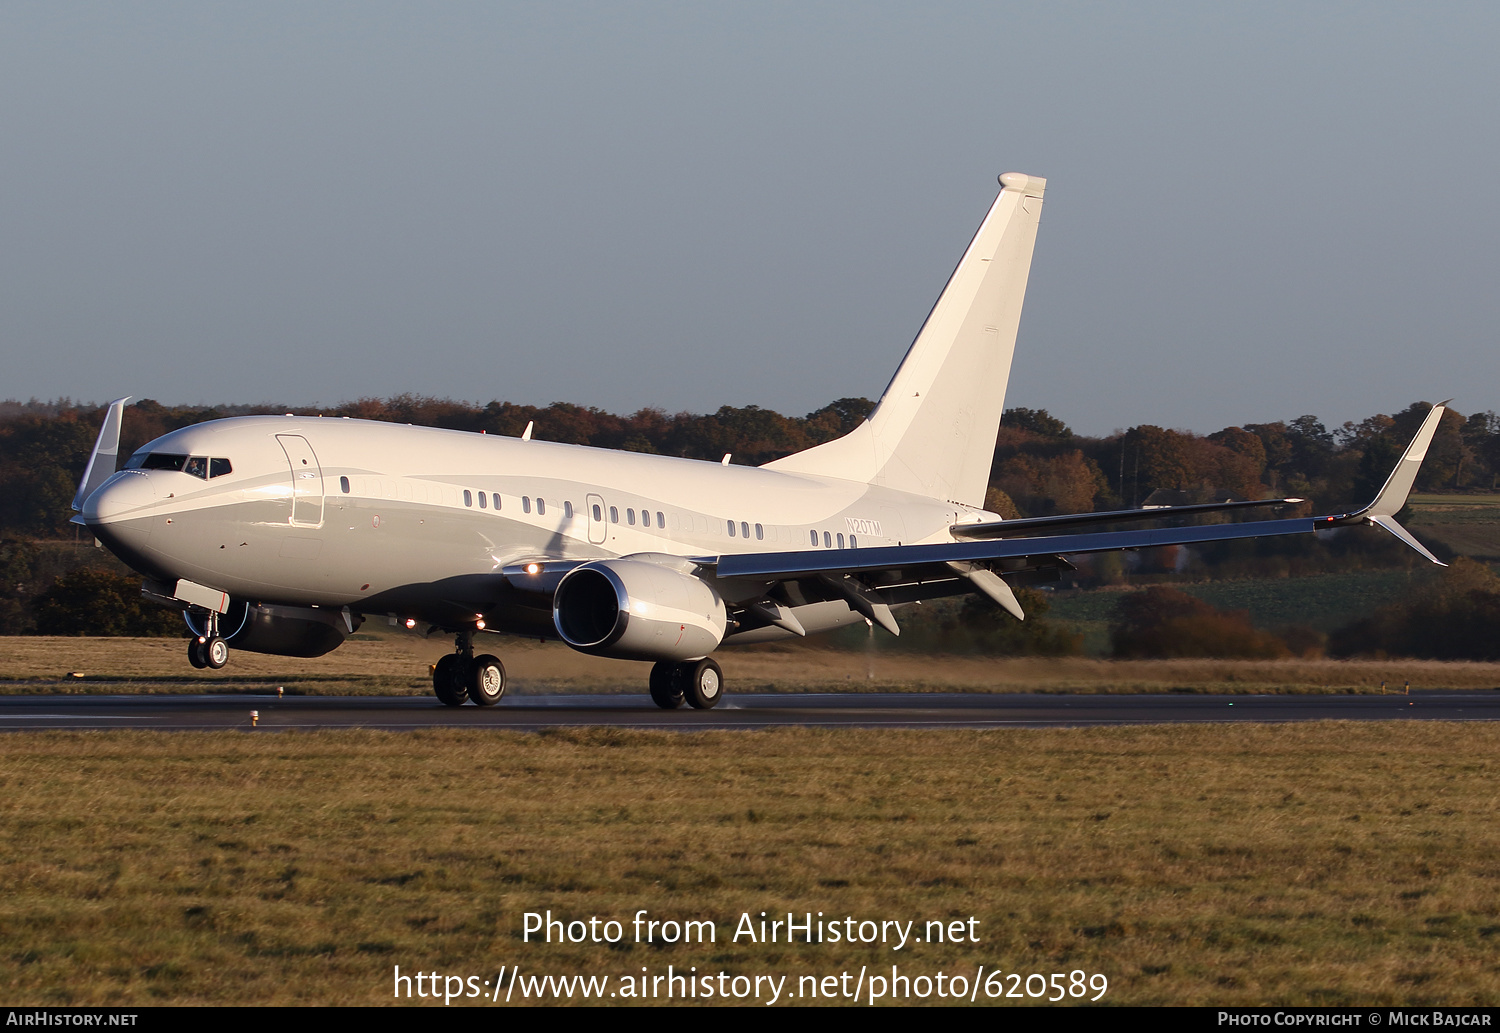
[712,403,1449,630]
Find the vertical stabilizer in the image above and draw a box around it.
[766,173,1045,506]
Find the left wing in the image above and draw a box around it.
[712,403,1449,628]
[952,495,1305,539]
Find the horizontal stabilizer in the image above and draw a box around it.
[72,396,131,511]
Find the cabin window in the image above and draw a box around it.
[627,509,636,526]
[339,476,350,493]
[593,504,602,521]
[463,490,473,507]
[210,458,232,478]
[478,492,486,509]
[755,523,763,540]
[537,498,546,515]
[823,531,832,548]
[656,511,665,528]
[522,497,531,514]
[837,533,845,549]
[849,535,857,548]
[564,500,574,518]
[640,510,651,528]
[810,529,818,545]
[492,493,501,510]
[610,506,618,523]
[727,520,736,537]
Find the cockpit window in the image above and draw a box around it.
[131,453,188,471]
[125,453,232,478]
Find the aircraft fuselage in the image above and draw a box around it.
[86,414,978,634]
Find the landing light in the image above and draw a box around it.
[476,620,486,630]
[525,562,541,575]
[404,618,417,629]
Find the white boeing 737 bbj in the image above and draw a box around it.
[73,173,1448,710]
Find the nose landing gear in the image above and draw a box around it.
[432,630,506,707]
[187,610,229,670]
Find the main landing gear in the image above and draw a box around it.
[186,610,229,670]
[649,657,723,710]
[432,629,506,707]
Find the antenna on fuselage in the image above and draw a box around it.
[521,421,534,442]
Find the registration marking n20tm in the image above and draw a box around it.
[846,518,881,537]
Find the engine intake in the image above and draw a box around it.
[553,559,726,661]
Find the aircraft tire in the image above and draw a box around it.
[187,638,209,670]
[649,661,684,710]
[204,636,229,669]
[433,654,469,707]
[469,654,506,706]
[680,657,723,710]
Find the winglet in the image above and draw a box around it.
[1360,401,1449,519]
[71,396,130,511]
[1369,514,1444,566]
[1333,401,1450,566]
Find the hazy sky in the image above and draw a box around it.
[2,3,1497,435]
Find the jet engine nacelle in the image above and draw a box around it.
[186,601,359,658]
[552,559,726,662]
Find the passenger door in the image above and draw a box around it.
[277,434,325,527]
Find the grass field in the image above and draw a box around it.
[1045,568,1438,639]
[1,724,1496,1006]
[3,634,1500,695]
[1407,493,1500,560]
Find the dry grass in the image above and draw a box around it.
[4,634,1500,696]
[0,724,1497,1006]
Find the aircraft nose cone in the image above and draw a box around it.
[84,471,157,525]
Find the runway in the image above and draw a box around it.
[1,689,1497,731]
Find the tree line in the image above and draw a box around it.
[3,393,1498,657]
[4,394,1497,540]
